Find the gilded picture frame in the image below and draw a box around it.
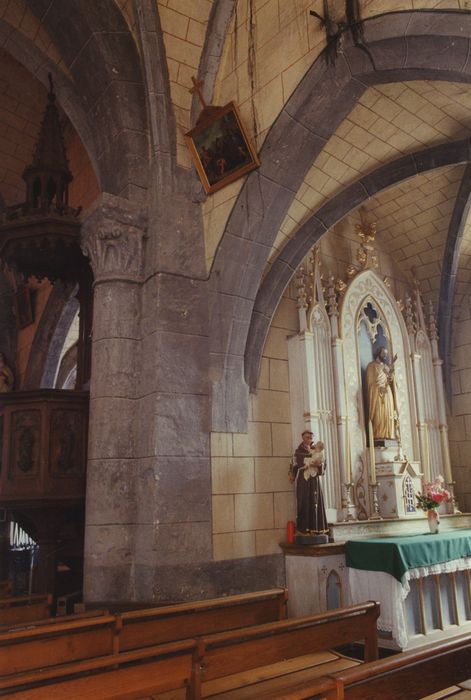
[185,102,260,195]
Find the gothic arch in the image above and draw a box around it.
[2,1,148,198]
[245,139,471,392]
[340,269,416,459]
[339,269,417,515]
[207,9,471,429]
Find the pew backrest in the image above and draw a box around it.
[0,588,287,678]
[334,632,471,699]
[0,607,109,633]
[0,593,51,625]
[0,581,11,597]
[198,601,380,687]
[0,615,118,676]
[118,587,288,651]
[259,632,471,700]
[0,639,198,699]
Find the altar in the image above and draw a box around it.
[346,529,471,649]
[282,227,471,652]
[282,515,471,651]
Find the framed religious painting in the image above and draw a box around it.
[185,102,260,195]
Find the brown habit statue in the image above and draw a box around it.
[290,430,328,535]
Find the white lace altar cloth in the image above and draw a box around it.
[347,556,471,648]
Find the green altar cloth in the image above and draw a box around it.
[345,528,471,582]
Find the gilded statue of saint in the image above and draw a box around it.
[366,346,397,440]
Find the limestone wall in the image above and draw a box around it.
[210,214,414,560]
[450,300,471,513]
[211,287,297,560]
[203,2,471,270]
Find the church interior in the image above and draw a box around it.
[0,0,471,697]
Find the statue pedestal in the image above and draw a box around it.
[295,533,329,545]
[375,458,422,519]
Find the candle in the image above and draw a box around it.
[424,423,431,481]
[286,521,295,544]
[345,425,352,483]
[369,420,376,483]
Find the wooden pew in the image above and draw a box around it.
[0,615,119,677]
[0,639,198,699]
[194,601,380,700]
[0,593,51,625]
[335,632,471,700]
[0,607,109,633]
[255,632,471,700]
[117,587,288,651]
[0,581,11,597]
[256,677,343,700]
[0,588,287,678]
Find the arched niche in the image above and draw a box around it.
[339,270,418,511]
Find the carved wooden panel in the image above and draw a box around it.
[0,389,88,503]
[9,410,41,478]
[49,409,85,477]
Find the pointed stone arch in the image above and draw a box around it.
[4,1,148,199]
[208,9,471,430]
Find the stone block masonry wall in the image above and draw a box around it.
[211,286,298,560]
[157,0,213,168]
[203,3,470,270]
[209,215,450,557]
[449,299,471,513]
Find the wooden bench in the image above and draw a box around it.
[0,607,109,633]
[0,588,287,678]
[335,632,471,700]
[194,601,380,699]
[0,615,119,677]
[0,593,51,625]
[117,587,288,651]
[0,639,198,699]
[256,632,471,700]
[0,581,11,597]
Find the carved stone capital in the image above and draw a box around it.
[81,194,147,284]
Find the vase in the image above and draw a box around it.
[427,509,440,534]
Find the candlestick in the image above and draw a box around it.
[368,420,376,483]
[447,481,461,514]
[343,482,356,521]
[369,482,382,520]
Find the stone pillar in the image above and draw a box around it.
[81,194,147,602]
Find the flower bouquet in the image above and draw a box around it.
[416,476,450,534]
[416,475,450,511]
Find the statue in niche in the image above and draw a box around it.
[0,353,14,393]
[366,346,397,440]
[289,430,328,541]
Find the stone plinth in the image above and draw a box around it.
[375,459,422,519]
[329,513,471,542]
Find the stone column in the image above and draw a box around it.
[81,193,147,602]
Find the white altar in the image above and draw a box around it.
[283,514,471,651]
[287,229,459,527]
[282,224,469,652]
[347,556,471,649]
